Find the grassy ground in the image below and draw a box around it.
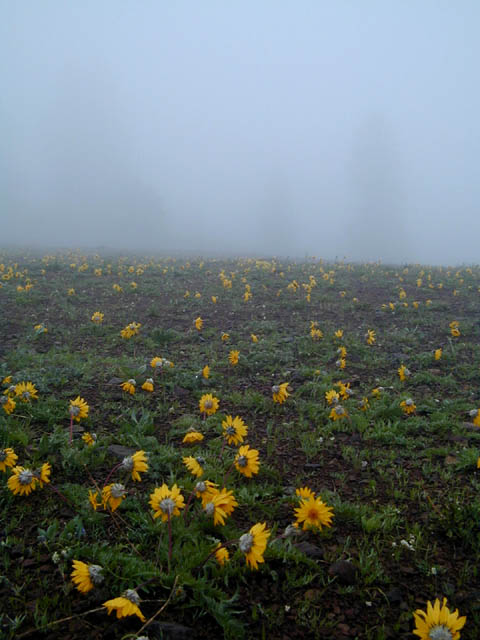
[0,249,479,639]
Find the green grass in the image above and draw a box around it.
[0,250,479,639]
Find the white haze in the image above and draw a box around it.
[1,1,479,264]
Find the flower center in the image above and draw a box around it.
[196,456,205,466]
[0,396,7,405]
[239,533,253,553]
[307,508,320,520]
[226,426,236,435]
[195,481,206,493]
[236,455,247,467]
[124,589,140,604]
[204,502,215,516]
[204,400,213,409]
[127,379,136,385]
[121,456,133,471]
[405,399,414,406]
[110,483,126,498]
[272,385,280,394]
[22,391,31,400]
[334,405,344,415]
[429,626,453,640]
[159,497,176,514]
[88,564,104,585]
[70,405,80,416]
[283,524,299,538]
[19,469,34,485]
[0,450,6,461]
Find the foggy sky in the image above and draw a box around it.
[2,1,479,264]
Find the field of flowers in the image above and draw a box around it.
[0,250,479,639]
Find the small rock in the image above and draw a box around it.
[303,588,323,602]
[108,444,135,458]
[146,621,195,640]
[329,560,357,585]
[294,541,324,560]
[386,586,403,604]
[448,435,467,443]
[337,622,350,635]
[174,386,189,398]
[71,425,84,434]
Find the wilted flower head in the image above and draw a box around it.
[120,322,141,339]
[239,522,271,570]
[214,544,230,566]
[203,488,238,526]
[121,379,136,395]
[71,560,104,594]
[150,356,174,370]
[329,404,347,421]
[69,396,89,422]
[14,381,38,403]
[229,350,240,366]
[398,364,411,381]
[183,455,205,478]
[103,589,145,622]
[272,382,289,404]
[0,447,18,472]
[121,450,148,481]
[1,395,16,415]
[182,429,204,444]
[82,432,97,446]
[102,483,127,512]
[400,398,416,415]
[142,378,154,392]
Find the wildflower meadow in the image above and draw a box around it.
[0,250,479,639]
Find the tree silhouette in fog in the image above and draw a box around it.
[38,66,167,248]
[347,114,409,263]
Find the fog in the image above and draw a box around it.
[2,1,479,264]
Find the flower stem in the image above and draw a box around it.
[222,461,235,486]
[182,489,196,524]
[218,438,226,461]
[69,415,73,445]
[136,575,179,636]
[167,513,172,571]
[45,482,71,506]
[193,538,237,573]
[103,462,122,487]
